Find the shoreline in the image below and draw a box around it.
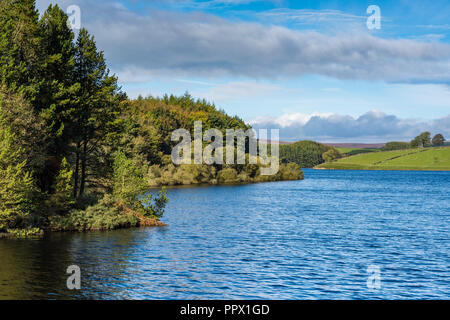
[149,176,305,190]
[1,222,168,238]
[313,167,450,171]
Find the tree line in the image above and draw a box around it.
[279,140,342,167]
[0,1,168,235]
[383,132,446,151]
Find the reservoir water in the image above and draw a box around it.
[1,169,449,299]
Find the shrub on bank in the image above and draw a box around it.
[48,194,140,232]
[322,149,342,162]
[5,227,43,238]
[147,161,304,186]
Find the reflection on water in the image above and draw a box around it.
[0,169,449,299]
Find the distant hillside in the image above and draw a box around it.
[324,143,386,149]
[280,140,336,168]
[316,147,450,171]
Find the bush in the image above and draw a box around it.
[6,227,43,238]
[278,163,304,180]
[49,194,140,232]
[147,152,305,186]
[112,151,149,205]
[382,142,411,151]
[322,149,342,162]
[137,188,168,219]
[217,168,239,184]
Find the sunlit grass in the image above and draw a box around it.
[317,147,450,170]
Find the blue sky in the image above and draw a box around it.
[36,0,450,142]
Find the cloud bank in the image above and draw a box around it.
[37,0,450,84]
[250,111,450,142]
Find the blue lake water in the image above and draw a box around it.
[0,169,449,299]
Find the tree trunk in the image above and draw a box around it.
[79,140,87,196]
[74,142,80,199]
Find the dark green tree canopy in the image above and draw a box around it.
[322,148,342,162]
[411,132,431,148]
[382,141,411,151]
[0,0,42,101]
[432,134,445,146]
[280,140,335,168]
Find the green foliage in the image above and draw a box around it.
[217,168,239,184]
[411,132,431,148]
[126,93,250,162]
[71,28,124,198]
[47,157,74,214]
[6,227,43,238]
[0,127,36,231]
[0,86,46,173]
[112,150,148,205]
[276,163,304,181]
[432,134,445,146]
[280,141,334,167]
[0,0,42,100]
[382,142,411,151]
[112,150,168,218]
[49,194,139,232]
[138,188,169,219]
[147,158,304,186]
[322,149,342,162]
[148,163,218,186]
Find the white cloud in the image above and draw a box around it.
[255,8,366,25]
[250,112,333,127]
[250,111,450,142]
[36,1,450,85]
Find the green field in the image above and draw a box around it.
[335,147,379,156]
[316,147,450,170]
[334,147,359,153]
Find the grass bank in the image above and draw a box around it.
[316,147,450,171]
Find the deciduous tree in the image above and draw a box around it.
[411,132,431,148]
[432,133,445,146]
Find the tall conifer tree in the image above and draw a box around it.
[0,0,42,103]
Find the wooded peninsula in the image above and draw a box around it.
[0,1,303,237]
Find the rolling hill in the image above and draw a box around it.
[316,147,450,171]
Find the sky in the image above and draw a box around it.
[36,0,450,142]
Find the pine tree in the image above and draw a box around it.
[0,86,46,174]
[72,28,123,198]
[0,0,42,103]
[37,4,79,193]
[38,4,77,140]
